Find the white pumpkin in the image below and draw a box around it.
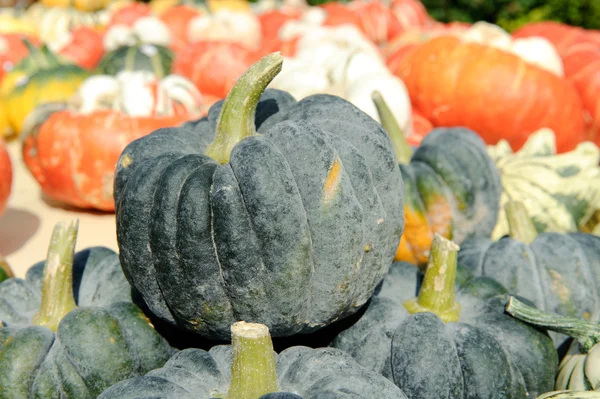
[71,71,203,117]
[489,128,600,239]
[187,9,262,50]
[103,16,172,52]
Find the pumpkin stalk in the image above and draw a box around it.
[506,296,600,353]
[226,321,279,399]
[204,52,284,165]
[32,219,79,332]
[404,234,461,322]
[505,201,538,244]
[372,90,413,164]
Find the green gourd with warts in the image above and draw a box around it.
[98,321,408,399]
[371,91,502,267]
[506,297,600,397]
[458,200,600,346]
[113,53,405,340]
[0,220,173,398]
[330,234,557,399]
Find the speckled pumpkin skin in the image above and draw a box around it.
[330,261,557,399]
[114,89,405,340]
[0,247,174,399]
[98,345,408,399]
[458,232,600,343]
[397,128,502,264]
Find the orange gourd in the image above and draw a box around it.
[0,137,12,215]
[392,35,586,152]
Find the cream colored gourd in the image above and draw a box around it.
[457,21,564,76]
[103,16,171,52]
[71,71,203,116]
[187,9,262,50]
[488,128,600,239]
[271,19,413,136]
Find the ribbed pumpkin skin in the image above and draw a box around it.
[97,44,174,77]
[330,261,557,399]
[0,247,174,398]
[397,128,502,264]
[458,233,600,335]
[98,345,408,399]
[114,89,405,340]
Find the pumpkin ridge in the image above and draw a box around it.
[50,332,91,394]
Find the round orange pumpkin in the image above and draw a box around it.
[392,35,586,152]
[56,26,105,70]
[158,5,202,53]
[22,71,204,211]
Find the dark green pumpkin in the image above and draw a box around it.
[113,54,404,340]
[372,92,502,266]
[457,201,600,346]
[98,321,408,399]
[96,43,173,77]
[0,220,173,398]
[331,234,558,399]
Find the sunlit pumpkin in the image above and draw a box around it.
[22,71,205,211]
[53,26,105,70]
[40,0,113,12]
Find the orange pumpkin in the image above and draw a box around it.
[158,5,202,53]
[22,71,204,211]
[107,1,153,27]
[256,8,302,56]
[513,22,600,146]
[0,137,12,215]
[0,33,40,83]
[172,40,255,99]
[408,108,433,146]
[389,0,432,35]
[392,35,586,152]
[56,26,105,70]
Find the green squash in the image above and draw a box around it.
[372,92,502,266]
[0,220,174,398]
[98,321,408,399]
[96,43,174,77]
[0,255,13,283]
[331,234,557,399]
[457,200,600,346]
[506,297,600,394]
[113,53,405,340]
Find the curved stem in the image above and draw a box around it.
[404,233,461,322]
[227,321,279,399]
[505,200,538,244]
[506,296,600,353]
[32,219,79,332]
[204,52,283,165]
[372,90,413,164]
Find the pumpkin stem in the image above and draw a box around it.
[505,200,538,244]
[226,321,279,399]
[0,253,14,280]
[506,296,600,353]
[32,219,79,332]
[404,234,461,322]
[371,90,413,164]
[204,52,284,165]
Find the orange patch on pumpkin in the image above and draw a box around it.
[323,157,342,205]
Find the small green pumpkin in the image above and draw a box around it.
[96,43,174,78]
[506,297,600,395]
[114,53,404,340]
[98,320,408,399]
[331,234,557,399]
[457,200,600,346]
[0,220,174,398]
[372,92,502,266]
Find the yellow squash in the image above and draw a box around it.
[0,40,89,139]
[40,0,113,12]
[149,0,251,14]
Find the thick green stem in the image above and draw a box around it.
[226,321,279,399]
[32,219,79,332]
[404,234,461,322]
[372,90,413,164]
[505,200,538,244]
[204,52,284,165]
[506,296,600,353]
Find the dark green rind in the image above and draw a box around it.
[96,44,174,77]
[407,128,502,244]
[98,346,408,399]
[330,261,557,399]
[114,91,405,339]
[0,247,173,398]
[457,232,600,346]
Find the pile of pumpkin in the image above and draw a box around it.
[0,1,600,396]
